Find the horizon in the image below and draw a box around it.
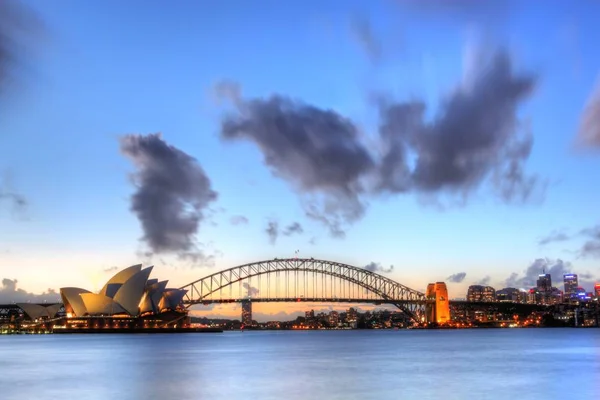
[1,0,599,322]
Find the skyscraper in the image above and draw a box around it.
[595,283,600,298]
[241,300,252,326]
[563,274,578,297]
[537,274,552,292]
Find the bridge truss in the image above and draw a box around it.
[180,258,428,321]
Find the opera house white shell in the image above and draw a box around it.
[59,265,187,317]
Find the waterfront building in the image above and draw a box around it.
[467,285,496,302]
[328,311,339,327]
[563,274,578,298]
[241,300,252,326]
[60,264,187,318]
[496,288,521,302]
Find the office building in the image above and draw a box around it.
[467,285,496,302]
[496,287,521,302]
[563,274,578,297]
[241,300,252,326]
[537,274,552,292]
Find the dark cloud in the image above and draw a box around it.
[476,276,491,286]
[221,94,375,236]
[230,215,249,226]
[0,0,44,101]
[580,225,600,258]
[447,272,466,283]
[0,173,27,214]
[350,16,381,63]
[218,48,541,236]
[265,220,278,245]
[103,266,118,273]
[242,283,259,296]
[364,262,394,274]
[377,48,541,203]
[0,278,60,303]
[503,258,597,290]
[120,133,217,262]
[576,84,600,149]
[283,222,303,236]
[0,188,26,211]
[538,230,571,246]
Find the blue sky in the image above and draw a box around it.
[1,0,599,308]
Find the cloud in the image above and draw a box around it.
[0,188,26,212]
[580,225,600,258]
[377,48,541,203]
[503,258,597,290]
[538,230,571,246]
[242,283,259,296]
[220,92,375,237]
[265,220,278,245]
[120,133,218,262]
[576,82,600,149]
[447,272,466,283]
[212,79,242,105]
[283,222,303,236]
[103,266,118,273]
[230,215,249,225]
[350,16,381,63]
[0,278,60,303]
[0,0,44,101]
[218,47,541,236]
[364,262,394,274]
[476,276,491,286]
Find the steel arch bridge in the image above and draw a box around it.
[179,258,428,321]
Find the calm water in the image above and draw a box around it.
[0,329,598,399]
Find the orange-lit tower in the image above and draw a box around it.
[426,282,450,325]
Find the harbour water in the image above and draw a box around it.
[0,329,598,399]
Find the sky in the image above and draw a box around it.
[1,0,600,320]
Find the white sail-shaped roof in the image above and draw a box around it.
[159,289,187,312]
[140,280,168,313]
[98,264,142,297]
[80,293,126,316]
[17,303,50,320]
[60,287,91,317]
[113,266,153,316]
[146,279,158,287]
[45,303,62,318]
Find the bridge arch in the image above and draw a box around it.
[180,258,427,321]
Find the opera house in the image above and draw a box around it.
[57,264,190,331]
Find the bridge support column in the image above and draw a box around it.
[426,282,450,325]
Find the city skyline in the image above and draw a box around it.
[1,1,600,321]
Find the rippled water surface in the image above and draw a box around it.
[0,329,598,399]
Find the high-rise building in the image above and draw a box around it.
[241,300,252,326]
[467,285,496,302]
[564,274,578,297]
[595,283,600,298]
[496,287,521,302]
[328,311,339,326]
[537,274,552,292]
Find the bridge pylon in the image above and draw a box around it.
[426,282,450,325]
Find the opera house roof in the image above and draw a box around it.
[59,264,187,317]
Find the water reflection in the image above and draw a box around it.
[0,329,598,400]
